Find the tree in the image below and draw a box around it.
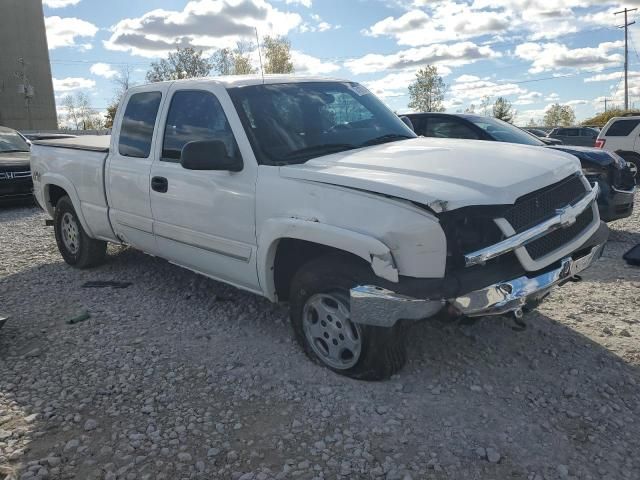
[408,66,447,112]
[479,95,492,116]
[581,108,640,128]
[492,97,515,123]
[212,42,257,76]
[263,36,294,74]
[146,47,213,83]
[543,103,576,127]
[106,66,135,129]
[61,93,104,130]
[464,104,476,114]
[526,118,538,127]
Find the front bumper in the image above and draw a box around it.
[598,182,636,222]
[350,240,606,327]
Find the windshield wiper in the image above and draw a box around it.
[280,143,359,162]
[361,134,414,147]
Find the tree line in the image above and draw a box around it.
[60,36,294,129]
[407,65,582,127]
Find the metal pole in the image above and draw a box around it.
[615,8,637,110]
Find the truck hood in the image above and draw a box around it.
[0,151,31,171]
[280,137,581,213]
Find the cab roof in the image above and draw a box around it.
[132,75,349,91]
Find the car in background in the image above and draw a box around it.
[524,128,563,145]
[547,126,599,147]
[596,116,640,183]
[0,126,33,204]
[404,113,636,222]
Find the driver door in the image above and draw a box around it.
[149,84,260,293]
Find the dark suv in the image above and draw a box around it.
[548,127,599,147]
[0,126,33,204]
[403,113,636,222]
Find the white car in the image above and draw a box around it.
[596,116,640,182]
[30,76,607,380]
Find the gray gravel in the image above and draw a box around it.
[0,199,639,480]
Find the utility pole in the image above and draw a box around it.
[615,8,637,110]
[603,98,608,112]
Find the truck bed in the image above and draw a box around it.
[30,135,117,243]
[33,135,110,152]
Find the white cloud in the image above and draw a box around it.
[514,91,543,105]
[291,51,340,75]
[365,6,511,47]
[566,99,588,106]
[90,63,119,79]
[584,71,634,83]
[43,0,81,7]
[515,40,624,74]
[45,16,98,49]
[53,77,96,93]
[104,0,302,57]
[448,75,526,102]
[286,0,311,6]
[345,41,500,75]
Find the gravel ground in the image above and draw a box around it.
[0,199,639,480]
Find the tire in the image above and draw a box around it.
[54,196,107,269]
[289,253,408,381]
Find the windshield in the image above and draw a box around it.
[228,82,416,164]
[0,130,30,153]
[468,116,545,146]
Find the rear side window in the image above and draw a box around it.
[605,119,640,136]
[119,92,162,158]
[162,90,240,162]
[424,118,480,140]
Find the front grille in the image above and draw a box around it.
[0,170,31,181]
[504,175,587,233]
[526,207,594,260]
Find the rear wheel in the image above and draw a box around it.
[289,254,407,381]
[54,196,107,268]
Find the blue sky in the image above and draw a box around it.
[44,0,640,124]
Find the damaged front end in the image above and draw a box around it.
[349,174,608,327]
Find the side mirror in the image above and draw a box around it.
[180,140,243,172]
[399,116,415,132]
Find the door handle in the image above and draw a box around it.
[151,176,168,193]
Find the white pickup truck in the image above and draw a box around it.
[31,76,608,380]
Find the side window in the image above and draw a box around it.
[162,90,240,162]
[424,118,480,140]
[118,92,162,158]
[409,116,427,136]
[554,128,566,136]
[566,128,579,136]
[605,119,640,136]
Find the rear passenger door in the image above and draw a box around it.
[149,83,260,292]
[106,85,168,254]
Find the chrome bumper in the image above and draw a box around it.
[349,243,605,326]
[464,183,599,267]
[451,243,604,317]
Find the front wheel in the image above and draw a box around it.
[289,254,407,381]
[54,196,107,269]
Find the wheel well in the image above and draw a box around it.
[273,239,367,301]
[47,184,68,209]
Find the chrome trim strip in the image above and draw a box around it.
[350,286,444,327]
[611,184,636,195]
[453,244,604,317]
[464,183,599,267]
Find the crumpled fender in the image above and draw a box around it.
[258,217,399,301]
